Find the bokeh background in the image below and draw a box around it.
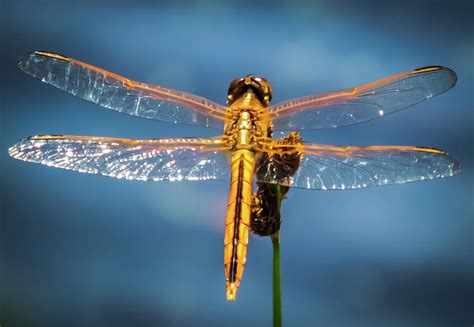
[1,0,473,326]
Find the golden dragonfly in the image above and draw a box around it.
[9,51,460,301]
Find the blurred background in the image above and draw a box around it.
[1,0,473,326]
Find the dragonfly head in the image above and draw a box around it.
[227,75,272,106]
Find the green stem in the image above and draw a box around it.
[271,184,284,327]
[271,231,282,327]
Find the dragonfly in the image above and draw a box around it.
[9,51,461,301]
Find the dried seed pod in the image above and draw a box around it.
[251,132,303,236]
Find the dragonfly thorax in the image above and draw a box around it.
[224,89,272,150]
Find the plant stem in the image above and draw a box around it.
[271,231,282,327]
[271,184,284,327]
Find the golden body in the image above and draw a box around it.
[223,84,272,301]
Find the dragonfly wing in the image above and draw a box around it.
[256,142,460,190]
[9,135,230,182]
[268,66,457,130]
[18,51,229,128]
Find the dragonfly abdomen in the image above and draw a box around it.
[224,149,254,301]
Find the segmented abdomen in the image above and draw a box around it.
[224,150,254,301]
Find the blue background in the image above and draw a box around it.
[1,1,473,326]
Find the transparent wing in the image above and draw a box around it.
[9,135,230,182]
[256,142,461,190]
[267,66,457,130]
[18,51,229,128]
